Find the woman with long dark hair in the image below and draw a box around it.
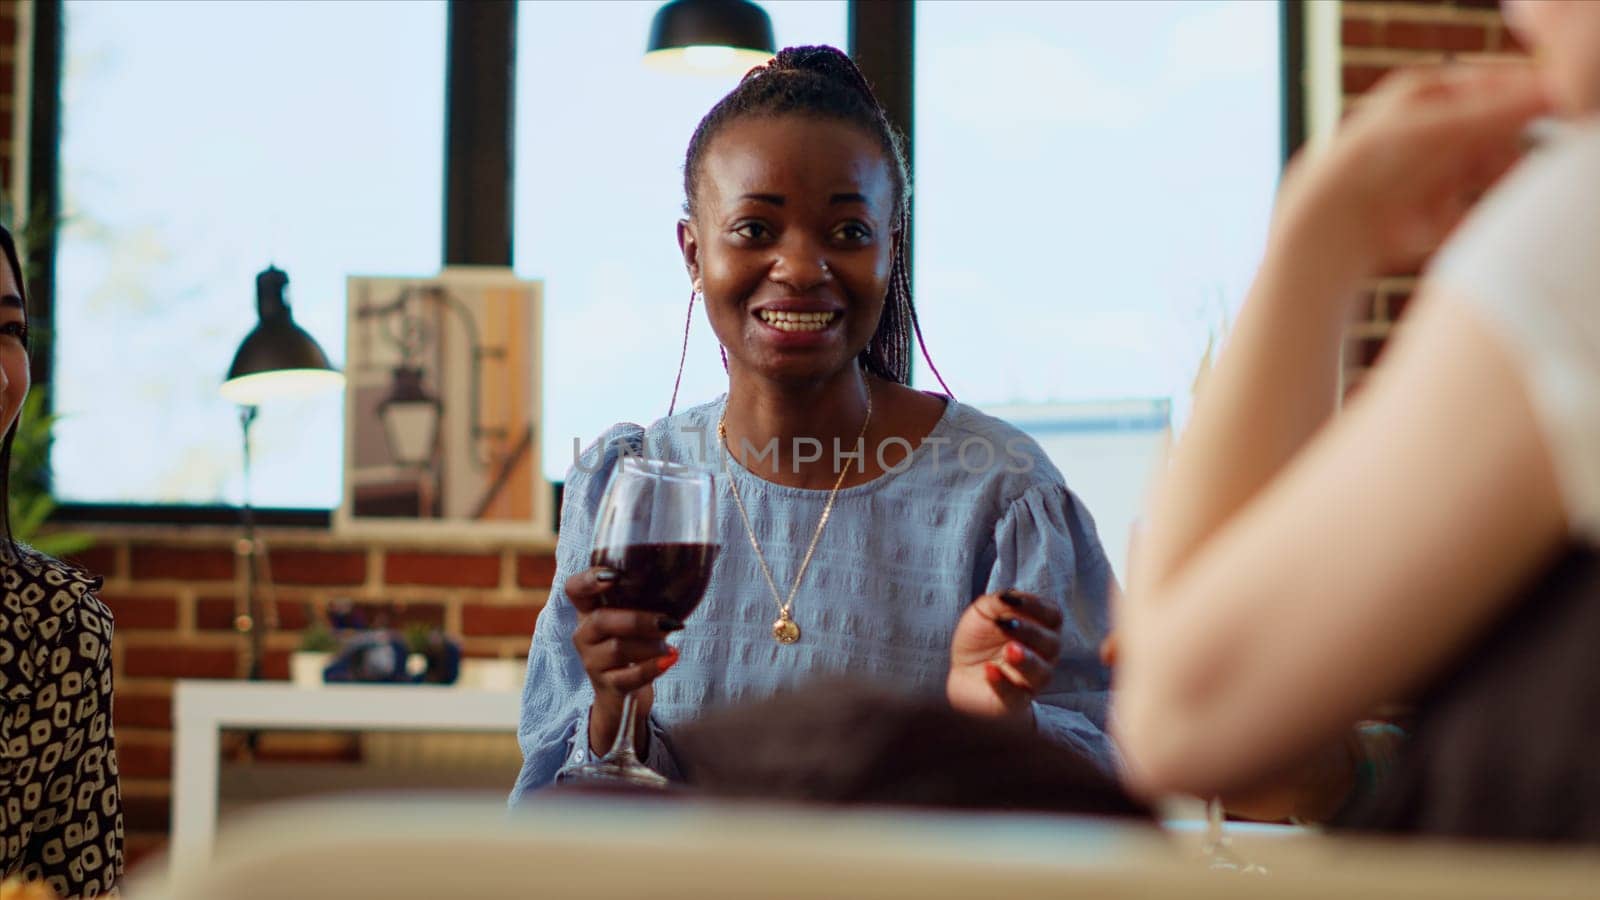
[0,225,123,894]
[512,47,1116,796]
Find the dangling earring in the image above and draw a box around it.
[696,285,729,374]
[667,287,700,417]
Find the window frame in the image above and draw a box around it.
[27,0,1302,527]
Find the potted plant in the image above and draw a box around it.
[291,621,338,688]
[9,390,92,558]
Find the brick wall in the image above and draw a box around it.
[1,1,18,196]
[67,530,556,871]
[1340,0,1527,384]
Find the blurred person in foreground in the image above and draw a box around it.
[1113,0,1600,841]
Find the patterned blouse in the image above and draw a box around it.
[0,547,122,897]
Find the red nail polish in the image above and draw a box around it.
[657,647,680,673]
[1005,642,1025,665]
[984,662,1003,685]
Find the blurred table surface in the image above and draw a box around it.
[129,793,1600,900]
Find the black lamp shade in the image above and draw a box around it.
[645,0,775,74]
[220,266,343,405]
[224,316,336,375]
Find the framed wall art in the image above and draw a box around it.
[337,267,550,540]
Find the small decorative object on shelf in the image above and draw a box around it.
[290,621,339,688]
[322,631,410,683]
[405,622,463,685]
[322,626,462,685]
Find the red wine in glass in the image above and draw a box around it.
[557,457,717,788]
[590,542,719,622]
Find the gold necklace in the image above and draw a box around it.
[717,384,873,644]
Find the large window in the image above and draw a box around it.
[53,0,446,508]
[42,0,1289,538]
[514,1,848,481]
[914,0,1282,573]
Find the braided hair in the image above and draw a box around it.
[669,45,949,413]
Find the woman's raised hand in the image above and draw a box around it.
[565,566,682,752]
[947,590,1064,721]
[1272,64,1551,283]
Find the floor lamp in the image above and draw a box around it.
[220,265,343,680]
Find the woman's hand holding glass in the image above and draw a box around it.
[947,590,1063,720]
[558,458,717,786]
[565,565,683,757]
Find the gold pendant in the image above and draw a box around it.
[772,610,801,644]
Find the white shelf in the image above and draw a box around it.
[170,680,521,871]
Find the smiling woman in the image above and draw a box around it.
[515,1,849,483]
[675,46,939,401]
[512,46,1119,799]
[679,116,919,411]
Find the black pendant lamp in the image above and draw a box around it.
[220,265,344,405]
[644,0,776,76]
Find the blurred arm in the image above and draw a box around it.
[1115,292,1566,798]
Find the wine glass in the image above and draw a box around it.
[558,457,718,787]
[1201,796,1268,874]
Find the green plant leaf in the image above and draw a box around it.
[3,384,94,558]
[299,621,339,653]
[13,491,51,537]
[33,532,94,558]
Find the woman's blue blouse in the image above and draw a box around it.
[511,397,1117,803]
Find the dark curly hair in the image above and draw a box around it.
[668,45,948,412]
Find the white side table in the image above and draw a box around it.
[169,680,520,871]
